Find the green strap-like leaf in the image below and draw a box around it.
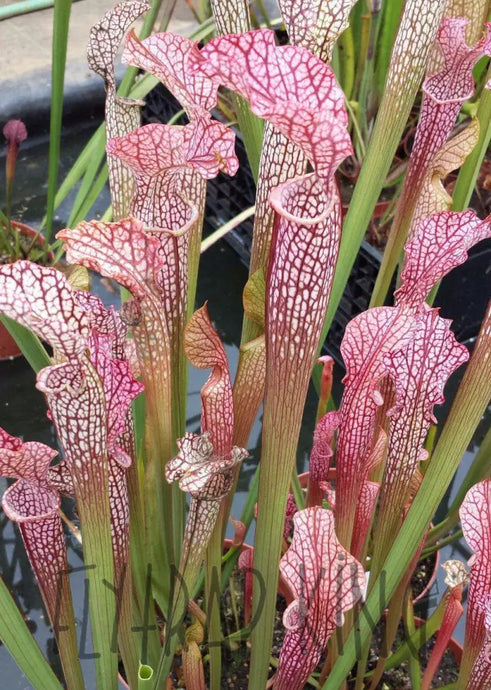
[0,575,63,690]
[452,64,491,211]
[45,0,73,242]
[0,315,51,372]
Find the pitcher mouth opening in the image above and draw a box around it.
[269,173,335,227]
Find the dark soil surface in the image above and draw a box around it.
[411,552,437,600]
[371,621,460,689]
[170,551,450,689]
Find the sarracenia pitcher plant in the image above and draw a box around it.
[0,1,490,689]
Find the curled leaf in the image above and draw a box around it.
[123,29,218,116]
[439,0,489,45]
[0,429,60,525]
[59,218,162,300]
[87,0,150,87]
[232,335,266,447]
[335,306,415,548]
[373,18,490,308]
[275,508,365,690]
[166,432,246,501]
[407,19,491,213]
[182,618,206,690]
[421,560,467,690]
[412,118,480,227]
[0,261,90,358]
[351,480,380,561]
[184,304,235,454]
[0,427,78,671]
[229,516,246,547]
[373,309,468,566]
[443,559,469,590]
[308,411,341,507]
[424,19,491,104]
[309,412,340,485]
[243,269,266,330]
[0,427,57,485]
[106,119,238,227]
[238,547,254,626]
[232,269,267,447]
[396,210,491,309]
[190,29,352,176]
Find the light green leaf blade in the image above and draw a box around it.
[0,576,63,690]
[0,316,51,372]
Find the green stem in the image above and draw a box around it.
[291,468,306,510]
[133,309,177,614]
[233,97,264,183]
[67,149,106,227]
[361,603,443,686]
[0,212,15,258]
[337,27,356,101]
[255,0,272,28]
[206,531,223,690]
[354,13,371,99]
[249,427,296,689]
[77,484,118,690]
[152,499,221,688]
[200,206,256,253]
[126,452,162,670]
[366,570,411,690]
[447,422,491,514]
[420,529,463,559]
[70,163,109,226]
[404,594,421,690]
[210,0,264,181]
[220,465,260,588]
[357,2,383,138]
[0,0,79,20]
[29,544,85,690]
[118,567,140,689]
[45,0,72,243]
[345,99,366,161]
[144,382,175,612]
[40,124,106,230]
[452,65,491,211]
[378,600,445,672]
[374,0,405,97]
[426,388,491,548]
